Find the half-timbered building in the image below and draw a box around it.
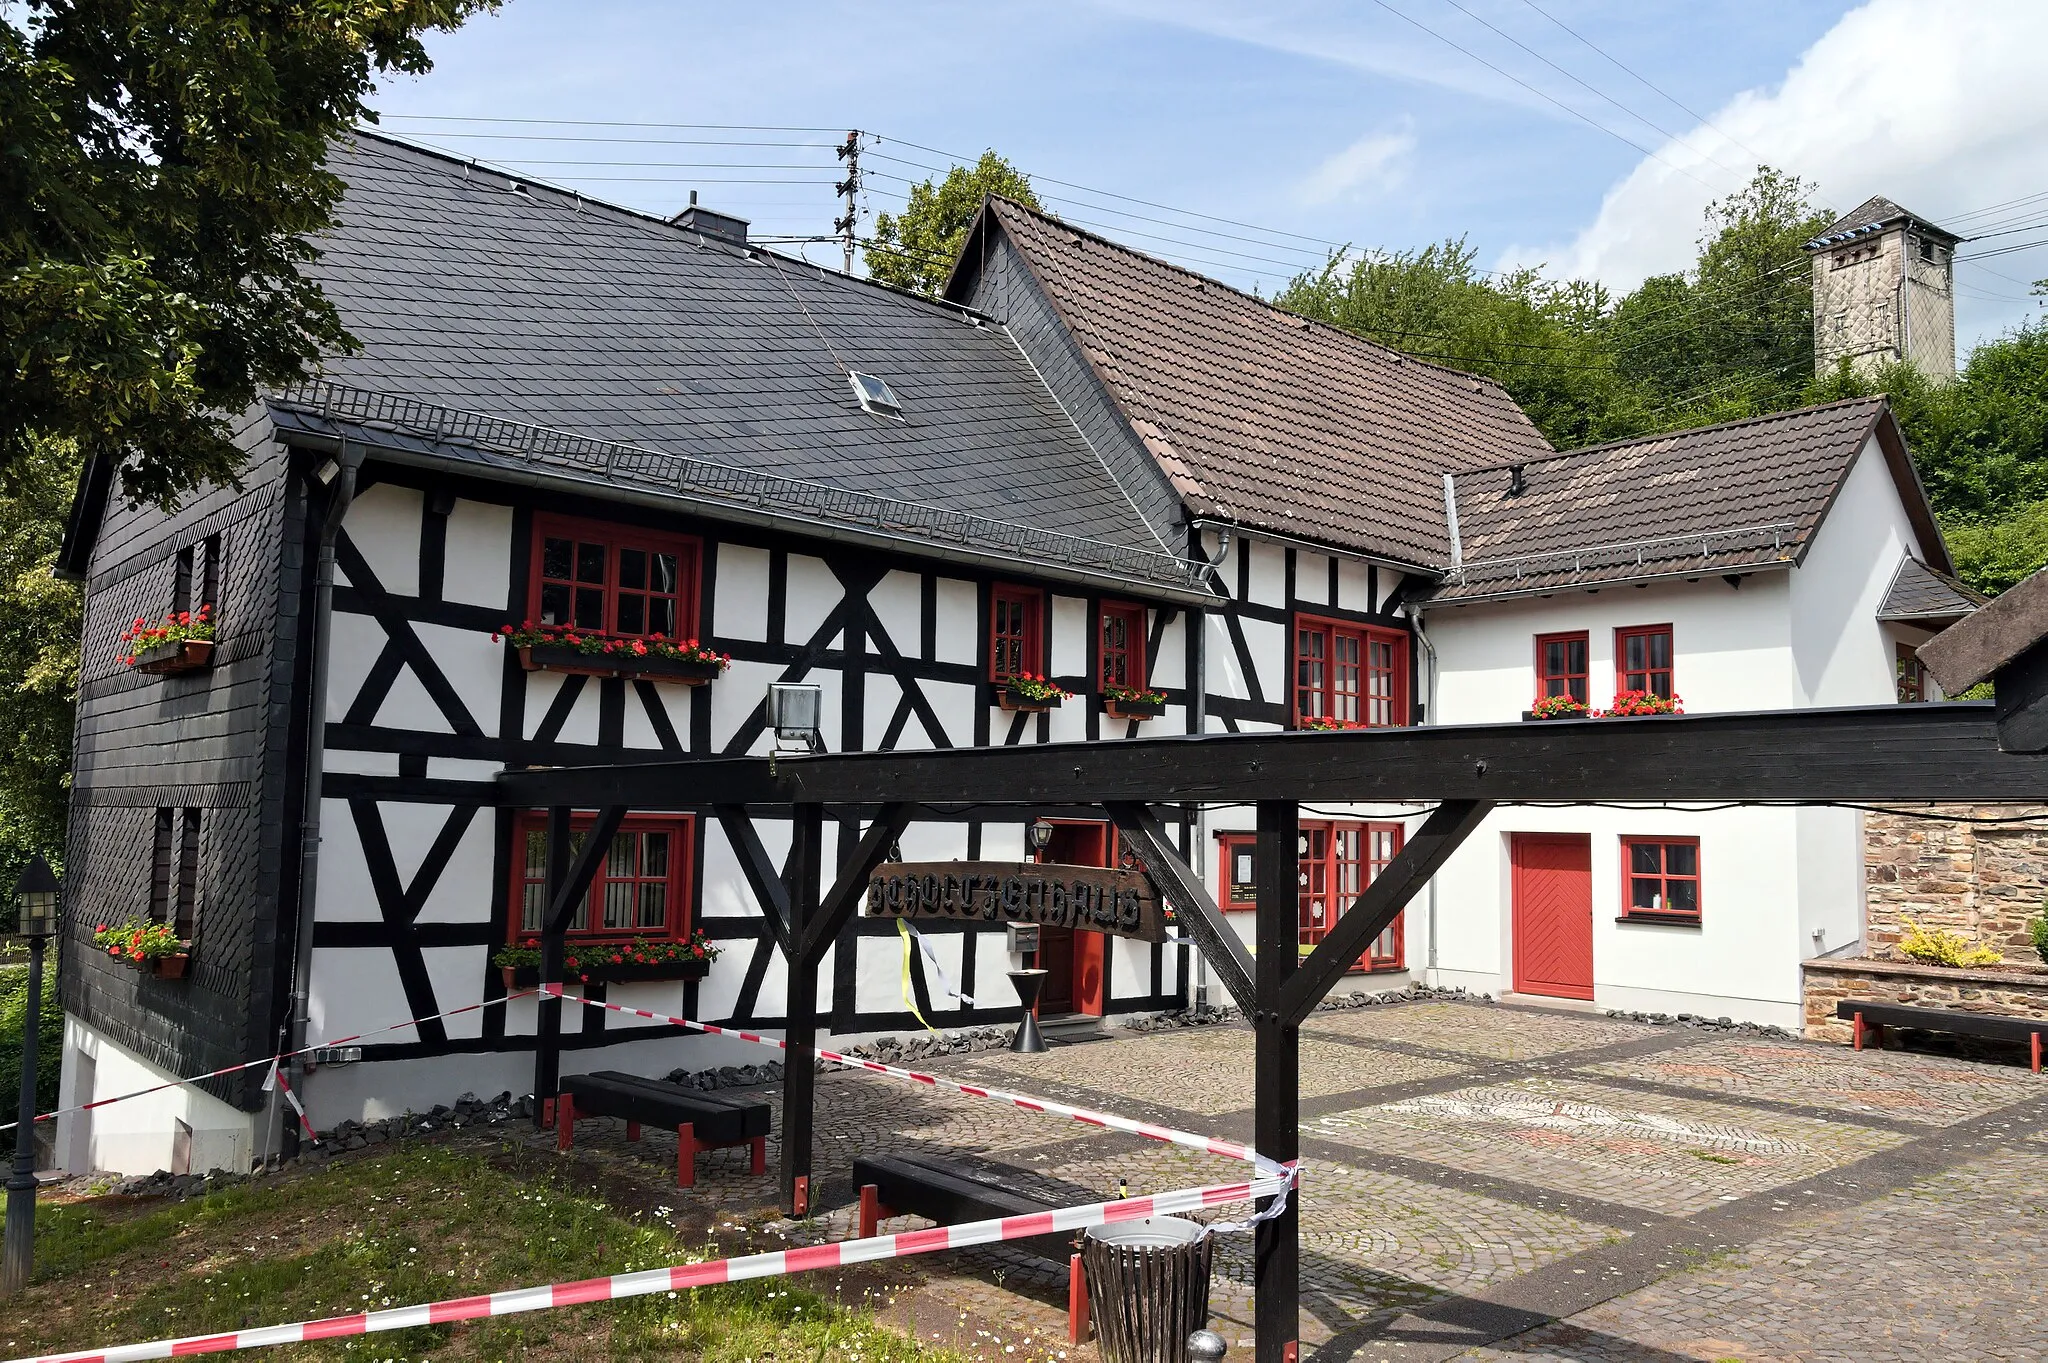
[48,137,1974,1175]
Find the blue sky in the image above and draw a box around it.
[373,1,2048,353]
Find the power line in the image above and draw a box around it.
[378,114,847,133]
[1512,0,1786,179]
[1435,0,1750,184]
[1365,0,1720,193]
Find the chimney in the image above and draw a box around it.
[670,190,749,247]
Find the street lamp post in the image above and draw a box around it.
[4,855,60,1296]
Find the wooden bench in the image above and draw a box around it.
[853,1152,1091,1344]
[553,1070,772,1186]
[1837,1000,2044,1073]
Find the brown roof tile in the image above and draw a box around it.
[972,198,1554,568]
[1433,397,1908,602]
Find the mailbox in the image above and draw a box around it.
[1007,923,1041,955]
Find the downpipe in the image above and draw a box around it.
[280,443,363,1157]
[1188,525,1231,1011]
[1407,604,1443,987]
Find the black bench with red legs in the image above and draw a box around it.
[1839,999,2045,1073]
[551,1070,772,1186]
[853,1152,1094,1345]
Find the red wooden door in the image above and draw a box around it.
[1511,833,1593,1000]
[1041,822,1110,1016]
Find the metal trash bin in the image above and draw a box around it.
[1081,1215,1213,1363]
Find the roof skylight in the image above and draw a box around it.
[848,371,902,418]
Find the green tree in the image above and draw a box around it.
[1276,238,1618,449]
[0,438,79,909]
[1605,167,1831,431]
[3,0,497,508]
[866,151,1039,295]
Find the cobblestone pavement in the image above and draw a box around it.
[521,997,2044,1362]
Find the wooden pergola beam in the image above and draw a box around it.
[1104,801,1255,1015]
[714,805,795,957]
[1279,799,1495,1026]
[497,703,2046,809]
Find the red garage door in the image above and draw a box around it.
[1511,833,1593,1000]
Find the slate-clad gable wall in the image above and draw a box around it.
[62,410,300,1115]
[954,233,1188,552]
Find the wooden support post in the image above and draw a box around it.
[676,1123,698,1188]
[1253,799,1300,1363]
[858,1183,881,1238]
[2032,1031,2041,1075]
[535,806,571,1127]
[554,1092,574,1152]
[780,803,823,1215]
[532,804,627,1128]
[1068,1251,1089,1344]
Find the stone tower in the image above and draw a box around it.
[1806,197,1958,380]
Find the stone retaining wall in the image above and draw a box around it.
[1801,956,2048,1043]
[1864,805,2048,961]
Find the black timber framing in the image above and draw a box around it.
[531,803,628,1124]
[496,699,2048,1363]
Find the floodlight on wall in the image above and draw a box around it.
[313,455,342,486]
[767,682,824,754]
[12,856,58,939]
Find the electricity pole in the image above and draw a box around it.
[834,130,862,274]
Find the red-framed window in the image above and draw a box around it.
[1897,642,1930,703]
[1615,624,1674,699]
[1217,822,1406,970]
[1536,631,1589,705]
[510,811,696,941]
[1099,601,1147,692]
[530,513,701,640]
[990,583,1045,682]
[1619,836,1700,923]
[1294,615,1409,728]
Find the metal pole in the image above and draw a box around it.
[3,935,47,1294]
[779,804,822,1215]
[1252,801,1299,1363]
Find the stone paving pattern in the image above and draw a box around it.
[520,996,2043,1361]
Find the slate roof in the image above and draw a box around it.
[1808,195,1960,249]
[1877,556,1986,625]
[957,197,1554,569]
[1429,397,1938,603]
[276,133,1201,591]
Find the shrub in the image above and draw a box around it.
[1897,917,2004,968]
[2031,904,2048,963]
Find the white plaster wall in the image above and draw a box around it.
[932,579,980,667]
[442,498,515,609]
[716,545,772,642]
[1789,436,1927,707]
[342,483,422,596]
[1050,594,1088,677]
[1429,806,1806,1027]
[57,1017,256,1175]
[869,569,922,657]
[1425,574,1796,723]
[783,554,842,648]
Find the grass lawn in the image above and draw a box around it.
[5,1140,965,1363]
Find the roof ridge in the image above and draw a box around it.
[986,195,1524,401]
[348,126,1003,331]
[1517,395,1890,465]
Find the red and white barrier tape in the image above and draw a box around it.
[11,1172,1286,1363]
[0,990,539,1135]
[548,986,1276,1174]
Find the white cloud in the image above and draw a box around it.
[1505,0,2048,346]
[1298,123,1417,206]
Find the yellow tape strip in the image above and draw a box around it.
[898,918,938,1033]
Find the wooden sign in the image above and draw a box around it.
[865,861,1166,943]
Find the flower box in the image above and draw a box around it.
[1000,685,1064,713]
[518,644,722,685]
[1103,696,1166,719]
[150,952,191,980]
[131,639,215,676]
[503,957,712,989]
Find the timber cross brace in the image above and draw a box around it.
[499,700,2048,1363]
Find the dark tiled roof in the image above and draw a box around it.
[1809,195,1959,248]
[1431,397,1897,602]
[1878,556,1986,624]
[294,133,1194,585]
[966,198,1554,568]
